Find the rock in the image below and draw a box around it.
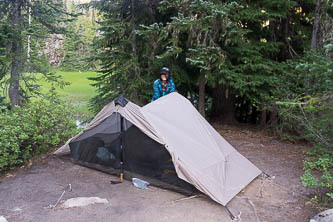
[310,209,333,222]
[44,34,64,67]
[12,207,23,212]
[60,197,108,208]
[0,216,8,222]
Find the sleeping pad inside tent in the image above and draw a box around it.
[54,92,261,206]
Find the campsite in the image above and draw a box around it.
[0,92,319,221]
[1,0,333,221]
[0,122,315,222]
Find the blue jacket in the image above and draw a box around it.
[152,77,175,101]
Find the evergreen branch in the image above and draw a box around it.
[299,104,332,149]
[43,1,80,18]
[29,5,66,34]
[0,0,10,20]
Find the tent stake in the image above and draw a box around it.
[225,206,235,220]
[262,171,271,178]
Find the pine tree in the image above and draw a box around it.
[0,19,11,87]
[88,0,164,111]
[88,0,325,123]
[0,0,77,107]
[60,2,98,71]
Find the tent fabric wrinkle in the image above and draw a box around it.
[141,93,261,205]
[54,92,261,206]
[118,102,164,145]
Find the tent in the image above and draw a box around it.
[55,92,261,206]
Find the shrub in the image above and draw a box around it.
[276,49,333,206]
[0,95,79,172]
[278,94,333,206]
[0,96,9,111]
[299,95,333,205]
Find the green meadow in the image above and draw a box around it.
[38,71,99,118]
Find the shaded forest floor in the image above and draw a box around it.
[0,123,318,222]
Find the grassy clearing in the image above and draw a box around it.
[38,71,98,120]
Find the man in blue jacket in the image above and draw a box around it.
[152,67,176,101]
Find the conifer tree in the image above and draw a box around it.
[88,0,164,111]
[0,0,77,107]
[88,0,327,123]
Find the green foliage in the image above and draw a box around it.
[276,48,333,204]
[0,22,11,80]
[29,54,52,74]
[0,96,9,111]
[60,11,98,71]
[37,71,98,122]
[282,51,333,97]
[0,92,79,172]
[0,0,79,105]
[220,41,284,108]
[38,71,98,102]
[88,0,166,111]
[159,0,242,85]
[300,96,333,203]
[88,0,316,117]
[278,95,333,205]
[276,49,333,133]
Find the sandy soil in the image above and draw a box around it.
[0,124,316,222]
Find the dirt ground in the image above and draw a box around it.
[0,124,317,222]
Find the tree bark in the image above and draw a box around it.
[311,0,323,50]
[9,0,23,108]
[27,0,31,61]
[198,74,206,118]
[130,0,140,103]
[211,84,236,123]
[131,0,139,76]
[260,109,267,126]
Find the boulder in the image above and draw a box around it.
[310,209,333,222]
[0,216,8,222]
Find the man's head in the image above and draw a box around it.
[160,67,170,81]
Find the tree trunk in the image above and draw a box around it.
[260,109,267,126]
[64,0,67,10]
[211,84,236,123]
[198,74,206,118]
[131,0,139,77]
[27,0,31,61]
[130,0,141,103]
[9,0,23,108]
[311,0,323,50]
[92,8,95,22]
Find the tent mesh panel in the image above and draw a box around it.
[69,113,196,192]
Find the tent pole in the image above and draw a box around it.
[225,205,235,220]
[120,115,124,182]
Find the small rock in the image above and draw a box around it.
[0,216,8,222]
[12,207,23,212]
[311,209,333,222]
[6,173,14,178]
[61,197,108,208]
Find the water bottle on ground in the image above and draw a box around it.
[132,178,150,189]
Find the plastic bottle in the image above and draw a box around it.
[132,178,150,189]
